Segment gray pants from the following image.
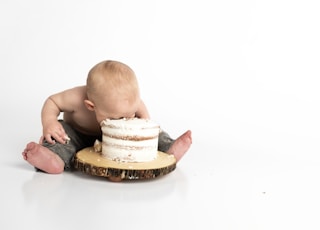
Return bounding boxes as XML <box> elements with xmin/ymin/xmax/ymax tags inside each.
<box><xmin>41</xmin><ymin>120</ymin><xmax>174</xmax><ymax>171</ymax></box>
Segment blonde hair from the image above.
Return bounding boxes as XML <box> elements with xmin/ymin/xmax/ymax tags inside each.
<box><xmin>86</xmin><ymin>60</ymin><xmax>140</xmax><ymax>105</ymax></box>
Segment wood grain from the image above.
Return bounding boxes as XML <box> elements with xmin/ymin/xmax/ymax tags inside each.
<box><xmin>74</xmin><ymin>147</ymin><xmax>176</xmax><ymax>181</ymax></box>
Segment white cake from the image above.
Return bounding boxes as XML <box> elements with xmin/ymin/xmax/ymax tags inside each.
<box><xmin>100</xmin><ymin>118</ymin><xmax>160</xmax><ymax>162</ymax></box>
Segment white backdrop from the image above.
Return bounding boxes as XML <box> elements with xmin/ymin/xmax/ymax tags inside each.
<box><xmin>1</xmin><ymin>1</ymin><xmax>320</xmax><ymax>229</ymax></box>
<box><xmin>2</xmin><ymin>0</ymin><xmax>319</xmax><ymax>154</ymax></box>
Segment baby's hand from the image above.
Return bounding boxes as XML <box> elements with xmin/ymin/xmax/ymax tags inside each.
<box><xmin>42</xmin><ymin>121</ymin><xmax>70</xmax><ymax>144</ymax></box>
<box><xmin>39</xmin><ymin>134</ymin><xmax>70</xmax><ymax>144</ymax></box>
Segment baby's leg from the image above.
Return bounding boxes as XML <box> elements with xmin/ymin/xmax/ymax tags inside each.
<box><xmin>22</xmin><ymin>142</ymin><xmax>65</xmax><ymax>174</ymax></box>
<box><xmin>167</xmin><ymin>130</ymin><xmax>192</xmax><ymax>162</ymax></box>
<box><xmin>158</xmin><ymin>130</ymin><xmax>192</xmax><ymax>162</ymax></box>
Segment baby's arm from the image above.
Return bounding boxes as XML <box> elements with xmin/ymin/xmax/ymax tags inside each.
<box><xmin>41</xmin><ymin>96</ymin><xmax>68</xmax><ymax>144</ymax></box>
<box><xmin>41</xmin><ymin>87</ymin><xmax>81</xmax><ymax>144</ymax></box>
<box><xmin>135</xmin><ymin>100</ymin><xmax>150</xmax><ymax>119</ymax></box>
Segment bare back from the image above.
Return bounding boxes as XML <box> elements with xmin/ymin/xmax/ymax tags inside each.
<box><xmin>54</xmin><ymin>86</ymin><xmax>102</xmax><ymax>135</ymax></box>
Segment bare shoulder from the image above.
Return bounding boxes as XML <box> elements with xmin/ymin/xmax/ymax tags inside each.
<box><xmin>49</xmin><ymin>85</ymin><xmax>87</xmax><ymax>112</ymax></box>
<box><xmin>67</xmin><ymin>86</ymin><xmax>87</xmax><ymax>98</ymax></box>
<box><xmin>51</xmin><ymin>86</ymin><xmax>86</xmax><ymax>99</ymax></box>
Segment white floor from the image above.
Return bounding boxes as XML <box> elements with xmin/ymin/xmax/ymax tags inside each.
<box><xmin>2</xmin><ymin>0</ymin><xmax>320</xmax><ymax>229</ymax></box>
<box><xmin>0</xmin><ymin>123</ymin><xmax>320</xmax><ymax>229</ymax></box>
<box><xmin>2</xmin><ymin>102</ymin><xmax>320</xmax><ymax>230</ymax></box>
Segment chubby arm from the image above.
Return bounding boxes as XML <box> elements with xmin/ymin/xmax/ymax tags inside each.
<box><xmin>40</xmin><ymin>97</ymin><xmax>65</xmax><ymax>144</ymax></box>
<box><xmin>40</xmin><ymin>86</ymin><xmax>84</xmax><ymax>144</ymax></box>
<box><xmin>135</xmin><ymin>100</ymin><xmax>151</xmax><ymax>119</ymax></box>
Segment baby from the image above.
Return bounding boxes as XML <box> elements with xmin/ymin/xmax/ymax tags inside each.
<box><xmin>22</xmin><ymin>60</ymin><xmax>192</xmax><ymax>174</ymax></box>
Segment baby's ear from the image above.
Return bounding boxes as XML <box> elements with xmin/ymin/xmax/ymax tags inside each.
<box><xmin>84</xmin><ymin>99</ymin><xmax>95</xmax><ymax>111</ymax></box>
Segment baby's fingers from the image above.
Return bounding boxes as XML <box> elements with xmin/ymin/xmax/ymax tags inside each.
<box><xmin>54</xmin><ymin>133</ymin><xmax>71</xmax><ymax>144</ymax></box>
<box><xmin>53</xmin><ymin>132</ymin><xmax>68</xmax><ymax>144</ymax></box>
<box><xmin>44</xmin><ymin>133</ymin><xmax>56</xmax><ymax>144</ymax></box>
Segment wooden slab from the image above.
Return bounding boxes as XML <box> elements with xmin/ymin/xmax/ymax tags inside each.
<box><xmin>74</xmin><ymin>147</ymin><xmax>176</xmax><ymax>181</ymax></box>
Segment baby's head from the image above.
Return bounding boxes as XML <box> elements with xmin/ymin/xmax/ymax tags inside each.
<box><xmin>85</xmin><ymin>60</ymin><xmax>140</xmax><ymax>123</ymax></box>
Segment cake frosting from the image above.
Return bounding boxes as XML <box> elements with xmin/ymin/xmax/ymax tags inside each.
<box><xmin>100</xmin><ymin>118</ymin><xmax>160</xmax><ymax>162</ymax></box>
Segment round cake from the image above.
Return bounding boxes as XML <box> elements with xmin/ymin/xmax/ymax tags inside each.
<box><xmin>100</xmin><ymin>118</ymin><xmax>160</xmax><ymax>162</ymax></box>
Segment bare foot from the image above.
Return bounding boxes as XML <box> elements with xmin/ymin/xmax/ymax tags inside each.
<box><xmin>22</xmin><ymin>142</ymin><xmax>65</xmax><ymax>174</ymax></box>
<box><xmin>167</xmin><ymin>130</ymin><xmax>192</xmax><ymax>162</ymax></box>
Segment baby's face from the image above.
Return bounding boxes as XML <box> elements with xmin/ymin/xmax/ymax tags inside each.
<box><xmin>94</xmin><ymin>98</ymin><xmax>139</xmax><ymax>124</ymax></box>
